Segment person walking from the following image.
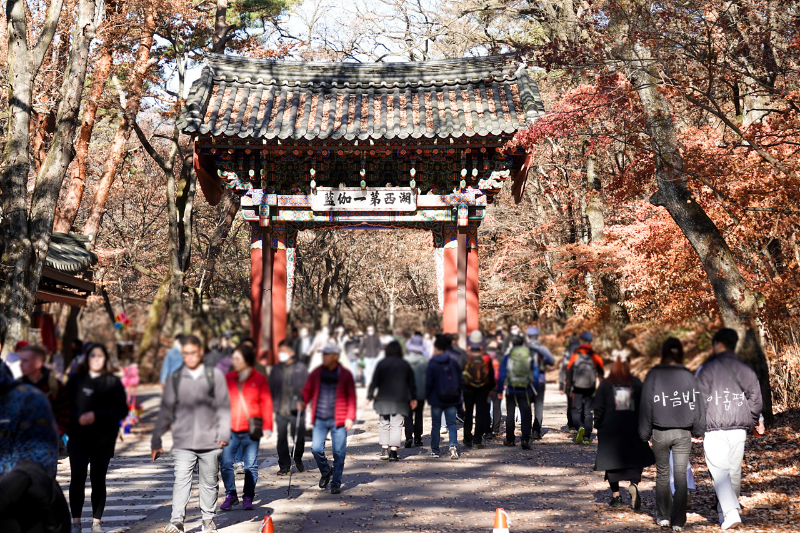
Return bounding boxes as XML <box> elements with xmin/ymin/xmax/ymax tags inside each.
<box><xmin>496</xmin><ymin>335</ymin><xmax>538</xmax><ymax>449</ymax></box>
<box><xmin>160</xmin><ymin>334</ymin><xmax>186</xmax><ymax>387</ymax></box>
<box><xmin>151</xmin><ymin>335</ymin><xmax>231</xmax><ymax>533</ymax></box>
<box><xmin>404</xmin><ymin>335</ymin><xmax>428</xmax><ymax>448</ymax></box>
<box><xmin>359</xmin><ymin>326</ymin><xmax>382</xmax><ymax>389</ymax></box>
<box><xmin>592</xmin><ymin>350</ymin><xmax>655</xmax><ymax>509</ymax></box>
<box><xmin>526</xmin><ymin>327</ymin><xmax>555</xmax><ymax>440</ymax></box>
<box><xmin>565</xmin><ymin>331</ymin><xmax>604</xmax><ymax>444</ymax></box>
<box><xmin>17</xmin><ymin>345</ymin><xmax>69</xmax><ymax>440</ymax></box>
<box><xmin>485</xmin><ymin>340</ymin><xmax>503</xmax><ymax>439</ymax></box>
<box><xmin>299</xmin><ymin>342</ymin><xmax>356</xmax><ymax>495</ymax></box>
<box><xmin>696</xmin><ymin>328</ymin><xmax>763</xmax><ymax>530</ymax></box>
<box><xmin>639</xmin><ymin>338</ymin><xmax>706</xmax><ymax>532</ymax></box>
<box><xmin>220</xmin><ymin>344</ymin><xmax>273</xmax><ymax>512</ymax></box>
<box><xmin>269</xmin><ymin>340</ymin><xmax>309</xmax><ymax>476</ymax></box>
<box><xmin>461</xmin><ymin>331</ymin><xmax>495</xmax><ymax>449</ymax></box>
<box><xmin>560</xmin><ymin>336</ymin><xmax>580</xmax><ymax>431</ymax></box>
<box><xmin>426</xmin><ymin>335</ymin><xmax>462</xmax><ymax>460</ymax></box>
<box><xmin>368</xmin><ymin>341</ymin><xmax>417</xmax><ymax>461</ymax></box>
<box><xmin>65</xmin><ymin>344</ymin><xmax>128</xmax><ymax>533</ymax></box>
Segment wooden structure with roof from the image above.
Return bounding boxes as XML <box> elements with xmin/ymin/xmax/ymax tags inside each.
<box><xmin>37</xmin><ymin>232</ymin><xmax>97</xmax><ymax>307</ymax></box>
<box><xmin>179</xmin><ymin>53</ymin><xmax>544</xmax><ymax>362</ymax></box>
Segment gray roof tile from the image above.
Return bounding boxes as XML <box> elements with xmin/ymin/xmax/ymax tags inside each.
<box><xmin>179</xmin><ymin>54</ymin><xmax>544</xmax><ymax>141</ymax></box>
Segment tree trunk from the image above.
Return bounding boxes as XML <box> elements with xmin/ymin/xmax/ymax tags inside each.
<box><xmin>83</xmin><ymin>9</ymin><xmax>155</xmax><ymax>239</ymax></box>
<box><xmin>136</xmin><ymin>275</ymin><xmax>170</xmax><ymax>382</ymax></box>
<box><xmin>0</xmin><ymin>0</ymin><xmax>92</xmax><ymax>351</ymax></box>
<box><xmin>53</xmin><ymin>45</ymin><xmax>113</xmax><ymax>233</ymax></box>
<box><xmin>612</xmin><ymin>28</ymin><xmax>773</xmax><ymax>422</ymax></box>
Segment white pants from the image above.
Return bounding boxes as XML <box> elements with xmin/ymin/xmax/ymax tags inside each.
<box><xmin>703</xmin><ymin>429</ymin><xmax>747</xmax><ymax>520</ymax></box>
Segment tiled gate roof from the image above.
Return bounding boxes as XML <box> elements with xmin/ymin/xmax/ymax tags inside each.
<box><xmin>179</xmin><ymin>54</ymin><xmax>544</xmax><ymax>141</ymax></box>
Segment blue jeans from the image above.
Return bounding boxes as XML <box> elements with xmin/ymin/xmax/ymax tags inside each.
<box><xmin>311</xmin><ymin>418</ymin><xmax>348</xmax><ymax>489</ymax></box>
<box><xmin>430</xmin><ymin>405</ymin><xmax>457</xmax><ymax>454</ymax></box>
<box><xmin>221</xmin><ymin>431</ymin><xmax>259</xmax><ymax>498</ymax></box>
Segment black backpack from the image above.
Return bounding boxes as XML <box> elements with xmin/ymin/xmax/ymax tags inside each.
<box><xmin>571</xmin><ymin>349</ymin><xmax>597</xmax><ymax>389</ymax></box>
<box><xmin>436</xmin><ymin>358</ymin><xmax>461</xmax><ymax>403</ymax></box>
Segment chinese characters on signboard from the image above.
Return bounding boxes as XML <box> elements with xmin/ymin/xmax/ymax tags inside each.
<box><xmin>310</xmin><ymin>187</ymin><xmax>417</xmax><ymax>212</ymax></box>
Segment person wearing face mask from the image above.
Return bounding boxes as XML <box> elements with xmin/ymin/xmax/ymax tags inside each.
<box><xmin>65</xmin><ymin>344</ymin><xmax>128</xmax><ymax>533</ymax></box>
<box><xmin>220</xmin><ymin>344</ymin><xmax>273</xmax><ymax>512</ymax></box>
<box><xmin>268</xmin><ymin>340</ymin><xmax>309</xmax><ymax>476</ymax></box>
<box><xmin>359</xmin><ymin>326</ymin><xmax>382</xmax><ymax>390</ymax></box>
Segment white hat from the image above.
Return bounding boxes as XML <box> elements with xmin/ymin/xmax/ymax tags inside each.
<box><xmin>322</xmin><ymin>342</ymin><xmax>340</xmax><ymax>355</ymax></box>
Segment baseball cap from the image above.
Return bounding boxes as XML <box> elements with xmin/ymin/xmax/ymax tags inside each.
<box><xmin>579</xmin><ymin>331</ymin><xmax>593</xmax><ymax>343</ymax></box>
<box><xmin>467</xmin><ymin>330</ymin><xmax>484</xmax><ymax>350</ymax></box>
<box><xmin>526</xmin><ymin>326</ymin><xmax>540</xmax><ymax>337</ymax></box>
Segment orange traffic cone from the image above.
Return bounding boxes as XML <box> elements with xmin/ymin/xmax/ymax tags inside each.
<box><xmin>492</xmin><ymin>508</ymin><xmax>510</xmax><ymax>533</ymax></box>
<box><xmin>259</xmin><ymin>516</ymin><xmax>275</xmax><ymax>533</ymax></box>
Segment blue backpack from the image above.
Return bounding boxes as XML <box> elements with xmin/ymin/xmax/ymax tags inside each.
<box><xmin>436</xmin><ymin>358</ymin><xmax>461</xmax><ymax>403</ymax></box>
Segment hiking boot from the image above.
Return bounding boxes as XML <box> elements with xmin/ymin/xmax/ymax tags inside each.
<box><xmin>414</xmin><ymin>438</ymin><xmax>424</xmax><ymax>447</ymax></box>
<box><xmin>220</xmin><ymin>493</ymin><xmax>239</xmax><ymax>511</ymax></box>
<box><xmin>163</xmin><ymin>522</ymin><xmax>184</xmax><ymax>533</ymax></box>
<box><xmin>380</xmin><ymin>447</ymin><xmax>390</xmax><ymax>460</ymax></box>
<box><xmin>608</xmin><ymin>495</ymin><xmax>624</xmax><ymax>508</ymax></box>
<box><xmin>294</xmin><ymin>459</ymin><xmax>305</xmax><ymax>473</ymax></box>
<box><xmin>575</xmin><ymin>427</ymin><xmax>585</xmax><ymax>444</ymax></box>
<box><xmin>91</xmin><ymin>523</ymin><xmax>103</xmax><ymax>533</ymax></box>
<box><xmin>521</xmin><ymin>439</ymin><xmax>531</xmax><ymax>450</ymax></box>
<box><xmin>70</xmin><ymin>524</ymin><xmax>82</xmax><ymax>533</ymax></box>
<box><xmin>331</xmin><ymin>486</ymin><xmax>342</xmax><ymax>495</ymax></box>
<box><xmin>202</xmin><ymin>520</ymin><xmax>217</xmax><ymax>533</ymax></box>
<box><xmin>319</xmin><ymin>471</ymin><xmax>332</xmax><ymax>489</ymax></box>
<box><xmin>429</xmin><ymin>451</ymin><xmax>440</xmax><ymax>458</ymax></box>
<box><xmin>449</xmin><ymin>446</ymin><xmax>459</xmax><ymax>460</ymax></box>
<box><xmin>389</xmin><ymin>449</ymin><xmax>399</xmax><ymax>462</ymax></box>
<box><xmin>234</xmin><ymin>462</ymin><xmax>245</xmax><ymax>475</ymax></box>
<box><xmin>276</xmin><ymin>468</ymin><xmax>290</xmax><ymax>476</ymax></box>
<box><xmin>503</xmin><ymin>439</ymin><xmax>516</xmax><ymax>447</ymax></box>
<box><xmin>628</xmin><ymin>484</ymin><xmax>641</xmax><ymax>510</ymax></box>
<box><xmin>242</xmin><ymin>496</ymin><xmax>253</xmax><ymax>511</ymax></box>
<box><xmin>531</xmin><ymin>430</ymin><xmax>542</xmax><ymax>440</ymax></box>
<box><xmin>405</xmin><ymin>438</ymin><xmax>413</xmax><ymax>448</ymax></box>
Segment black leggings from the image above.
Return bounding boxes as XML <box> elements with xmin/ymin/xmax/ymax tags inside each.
<box><xmin>608</xmin><ymin>481</ymin><xmax>637</xmax><ymax>492</ymax></box>
<box><xmin>68</xmin><ymin>442</ymin><xmax>113</xmax><ymax>520</ymax></box>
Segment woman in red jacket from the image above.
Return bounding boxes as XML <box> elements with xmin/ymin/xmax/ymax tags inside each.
<box><xmin>220</xmin><ymin>344</ymin><xmax>273</xmax><ymax>511</ymax></box>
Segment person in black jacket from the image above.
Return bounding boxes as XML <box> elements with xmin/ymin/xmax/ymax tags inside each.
<box><xmin>696</xmin><ymin>328</ymin><xmax>763</xmax><ymax>530</ymax></box>
<box><xmin>639</xmin><ymin>338</ymin><xmax>705</xmax><ymax>532</ymax></box>
<box><xmin>65</xmin><ymin>344</ymin><xmax>128</xmax><ymax>533</ymax></box>
<box><xmin>368</xmin><ymin>341</ymin><xmax>417</xmax><ymax>461</ymax></box>
<box><xmin>592</xmin><ymin>351</ymin><xmax>654</xmax><ymax>509</ymax></box>
<box><xmin>269</xmin><ymin>340</ymin><xmax>309</xmax><ymax>475</ymax></box>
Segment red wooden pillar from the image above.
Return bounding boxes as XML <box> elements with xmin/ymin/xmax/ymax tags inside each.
<box><xmin>466</xmin><ymin>237</ymin><xmax>479</xmax><ymax>333</ymax></box>
<box><xmin>442</xmin><ymin>245</ymin><xmax>458</xmax><ymax>335</ymax></box>
<box><xmin>250</xmin><ymin>244</ymin><xmax>263</xmax><ymax>348</ymax></box>
<box><xmin>271</xmin><ymin>247</ymin><xmax>288</xmax><ymax>363</ymax></box>
<box><xmin>260</xmin><ymin>230</ymin><xmax>273</xmax><ymax>366</ymax></box>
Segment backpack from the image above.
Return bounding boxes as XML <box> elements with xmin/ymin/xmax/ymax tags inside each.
<box><xmin>436</xmin><ymin>358</ymin><xmax>461</xmax><ymax>403</ymax></box>
<box><xmin>463</xmin><ymin>354</ymin><xmax>490</xmax><ymax>388</ymax></box>
<box><xmin>571</xmin><ymin>349</ymin><xmax>597</xmax><ymax>389</ymax></box>
<box><xmin>172</xmin><ymin>364</ymin><xmax>215</xmax><ymax>419</ymax></box>
<box><xmin>506</xmin><ymin>346</ymin><xmax>535</xmax><ymax>390</ymax></box>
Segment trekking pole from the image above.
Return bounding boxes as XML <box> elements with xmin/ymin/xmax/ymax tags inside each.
<box><xmin>287</xmin><ymin>407</ymin><xmax>303</xmax><ymax>499</ymax></box>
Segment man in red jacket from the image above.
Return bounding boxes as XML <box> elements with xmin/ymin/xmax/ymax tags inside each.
<box><xmin>298</xmin><ymin>342</ymin><xmax>356</xmax><ymax>495</ymax></box>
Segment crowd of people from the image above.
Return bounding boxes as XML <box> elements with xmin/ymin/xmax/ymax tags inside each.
<box><xmin>0</xmin><ymin>324</ymin><xmax>766</xmax><ymax>533</ymax></box>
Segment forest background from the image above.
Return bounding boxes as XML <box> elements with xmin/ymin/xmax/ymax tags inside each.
<box><xmin>0</xmin><ymin>0</ymin><xmax>798</xmax><ymax>413</ymax></box>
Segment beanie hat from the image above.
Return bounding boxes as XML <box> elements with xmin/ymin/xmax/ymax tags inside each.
<box><xmin>526</xmin><ymin>326</ymin><xmax>540</xmax><ymax>337</ymax></box>
<box><xmin>406</xmin><ymin>335</ymin><xmax>425</xmax><ymax>353</ymax></box>
<box><xmin>579</xmin><ymin>331</ymin><xmax>593</xmax><ymax>343</ymax></box>
<box><xmin>14</xmin><ymin>340</ymin><xmax>29</xmax><ymax>352</ymax></box>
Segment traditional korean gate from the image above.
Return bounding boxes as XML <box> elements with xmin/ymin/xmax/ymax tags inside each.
<box><xmin>179</xmin><ymin>53</ymin><xmax>545</xmax><ymax>363</ymax></box>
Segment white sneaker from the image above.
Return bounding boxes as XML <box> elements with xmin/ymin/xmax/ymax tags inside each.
<box><xmin>449</xmin><ymin>446</ymin><xmax>459</xmax><ymax>460</ymax></box>
<box><xmin>721</xmin><ymin>510</ymin><xmax>742</xmax><ymax>530</ymax></box>
<box><xmin>658</xmin><ymin>519</ymin><xmax>670</xmax><ymax>528</ymax></box>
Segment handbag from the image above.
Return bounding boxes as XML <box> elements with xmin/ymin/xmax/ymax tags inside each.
<box><xmin>237</xmin><ymin>381</ymin><xmax>264</xmax><ymax>440</ymax></box>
